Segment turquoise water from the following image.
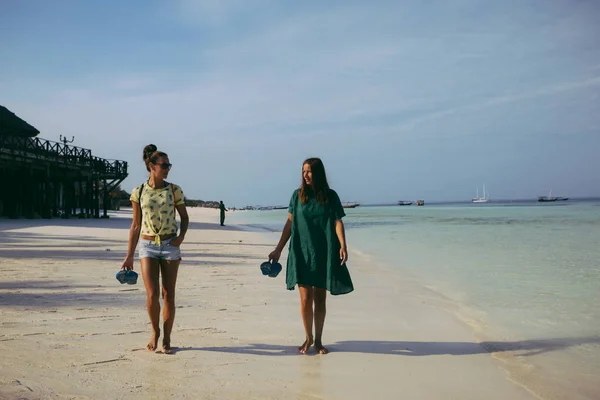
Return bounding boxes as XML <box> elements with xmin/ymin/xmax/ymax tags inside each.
<box><xmin>229</xmin><ymin>199</ymin><xmax>600</xmax><ymax>395</ymax></box>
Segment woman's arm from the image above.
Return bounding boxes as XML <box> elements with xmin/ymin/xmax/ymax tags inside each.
<box><xmin>170</xmin><ymin>204</ymin><xmax>189</xmax><ymax>247</ymax></box>
<box><xmin>268</xmin><ymin>213</ymin><xmax>292</xmax><ymax>263</ymax></box>
<box><xmin>335</xmin><ymin>219</ymin><xmax>348</xmax><ymax>264</ymax></box>
<box><xmin>122</xmin><ymin>202</ymin><xmax>142</xmax><ymax>270</ymax></box>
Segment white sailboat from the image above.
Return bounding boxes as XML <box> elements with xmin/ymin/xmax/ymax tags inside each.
<box><xmin>472</xmin><ymin>185</ymin><xmax>489</xmax><ymax>203</ymax></box>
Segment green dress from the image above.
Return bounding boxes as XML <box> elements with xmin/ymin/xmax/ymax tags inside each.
<box><xmin>286</xmin><ymin>188</ymin><xmax>354</xmax><ymax>295</ymax></box>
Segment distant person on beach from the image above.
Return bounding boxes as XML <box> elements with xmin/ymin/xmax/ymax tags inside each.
<box><xmin>121</xmin><ymin>144</ymin><xmax>189</xmax><ymax>354</ymax></box>
<box><xmin>219</xmin><ymin>200</ymin><xmax>228</xmax><ymax>226</ymax></box>
<box><xmin>268</xmin><ymin>157</ymin><xmax>354</xmax><ymax>354</ymax></box>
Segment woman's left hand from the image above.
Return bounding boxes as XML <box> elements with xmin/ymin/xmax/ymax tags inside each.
<box><xmin>340</xmin><ymin>247</ymin><xmax>348</xmax><ymax>265</ymax></box>
<box><xmin>169</xmin><ymin>235</ymin><xmax>184</xmax><ymax>247</ymax></box>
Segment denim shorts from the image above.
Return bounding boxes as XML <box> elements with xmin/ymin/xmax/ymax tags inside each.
<box><xmin>138</xmin><ymin>237</ymin><xmax>181</xmax><ymax>261</ymax></box>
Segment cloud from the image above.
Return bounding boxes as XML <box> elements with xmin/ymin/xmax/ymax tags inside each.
<box><xmin>173</xmin><ymin>0</ymin><xmax>272</xmax><ymax>26</ymax></box>
<box><xmin>2</xmin><ymin>1</ymin><xmax>600</xmax><ymax>201</ymax></box>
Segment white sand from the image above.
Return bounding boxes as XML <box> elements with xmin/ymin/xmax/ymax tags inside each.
<box><xmin>0</xmin><ymin>208</ymin><xmax>540</xmax><ymax>400</ymax></box>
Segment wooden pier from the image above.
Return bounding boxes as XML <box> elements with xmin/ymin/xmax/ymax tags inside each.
<box><xmin>0</xmin><ymin>106</ymin><xmax>128</xmax><ymax>219</ymax></box>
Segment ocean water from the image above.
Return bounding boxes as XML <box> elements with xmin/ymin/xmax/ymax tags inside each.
<box><xmin>228</xmin><ymin>199</ymin><xmax>600</xmax><ymax>397</ymax></box>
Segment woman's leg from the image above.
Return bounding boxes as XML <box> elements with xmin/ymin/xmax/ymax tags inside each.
<box><xmin>313</xmin><ymin>288</ymin><xmax>328</xmax><ymax>354</ymax></box>
<box><xmin>298</xmin><ymin>285</ymin><xmax>314</xmax><ymax>353</ymax></box>
<box><xmin>141</xmin><ymin>257</ymin><xmax>161</xmax><ymax>351</ymax></box>
<box><xmin>159</xmin><ymin>259</ymin><xmax>180</xmax><ymax>354</ymax></box>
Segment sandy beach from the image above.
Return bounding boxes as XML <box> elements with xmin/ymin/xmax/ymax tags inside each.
<box><xmin>0</xmin><ymin>208</ymin><xmax>540</xmax><ymax>400</ymax></box>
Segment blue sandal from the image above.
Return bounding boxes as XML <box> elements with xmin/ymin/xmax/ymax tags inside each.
<box><xmin>260</xmin><ymin>261</ymin><xmax>282</xmax><ymax>278</ymax></box>
<box><xmin>116</xmin><ymin>270</ymin><xmax>138</xmax><ymax>285</ymax></box>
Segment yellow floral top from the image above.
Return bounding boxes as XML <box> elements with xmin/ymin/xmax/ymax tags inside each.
<box><xmin>130</xmin><ymin>182</ymin><xmax>185</xmax><ymax>242</ymax></box>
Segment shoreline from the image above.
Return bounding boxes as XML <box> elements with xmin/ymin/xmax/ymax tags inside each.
<box><xmin>1</xmin><ymin>208</ymin><xmax>543</xmax><ymax>399</ymax></box>
<box><xmin>340</xmin><ymin>232</ymin><xmax>599</xmax><ymax>400</ymax></box>
<box><xmin>229</xmin><ymin>209</ymin><xmax>600</xmax><ymax>400</ymax></box>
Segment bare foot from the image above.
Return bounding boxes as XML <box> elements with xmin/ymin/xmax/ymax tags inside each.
<box><xmin>162</xmin><ymin>338</ymin><xmax>173</xmax><ymax>354</ymax></box>
<box><xmin>315</xmin><ymin>340</ymin><xmax>329</xmax><ymax>354</ymax></box>
<box><xmin>298</xmin><ymin>337</ymin><xmax>313</xmax><ymax>354</ymax></box>
<box><xmin>147</xmin><ymin>329</ymin><xmax>160</xmax><ymax>352</ymax></box>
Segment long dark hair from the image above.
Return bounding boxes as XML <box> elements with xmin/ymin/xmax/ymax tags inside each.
<box><xmin>142</xmin><ymin>144</ymin><xmax>168</xmax><ymax>172</ymax></box>
<box><xmin>299</xmin><ymin>157</ymin><xmax>330</xmax><ymax>205</ymax></box>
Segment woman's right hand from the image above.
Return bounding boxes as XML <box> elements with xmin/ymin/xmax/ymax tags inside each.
<box><xmin>121</xmin><ymin>255</ymin><xmax>134</xmax><ymax>271</ymax></box>
<box><xmin>268</xmin><ymin>248</ymin><xmax>282</xmax><ymax>263</ymax></box>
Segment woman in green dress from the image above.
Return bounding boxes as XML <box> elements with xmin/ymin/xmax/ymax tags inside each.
<box><xmin>269</xmin><ymin>158</ymin><xmax>354</xmax><ymax>354</ymax></box>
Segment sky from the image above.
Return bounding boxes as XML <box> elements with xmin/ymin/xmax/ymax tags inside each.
<box><xmin>1</xmin><ymin>0</ymin><xmax>599</xmax><ymax>206</ymax></box>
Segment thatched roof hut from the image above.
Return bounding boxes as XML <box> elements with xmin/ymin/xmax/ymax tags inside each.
<box><xmin>0</xmin><ymin>105</ymin><xmax>40</xmax><ymax>137</ymax></box>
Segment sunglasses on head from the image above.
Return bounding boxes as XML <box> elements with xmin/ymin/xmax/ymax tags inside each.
<box><xmin>155</xmin><ymin>163</ymin><xmax>172</xmax><ymax>170</ymax></box>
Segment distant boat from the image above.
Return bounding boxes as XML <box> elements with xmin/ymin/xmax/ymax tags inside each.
<box><xmin>257</xmin><ymin>205</ymin><xmax>290</xmax><ymax>211</ymax></box>
<box><xmin>416</xmin><ymin>200</ymin><xmax>425</xmax><ymax>206</ymax></box>
<box><xmin>472</xmin><ymin>185</ymin><xmax>490</xmax><ymax>203</ymax></box>
<box><xmin>538</xmin><ymin>191</ymin><xmax>568</xmax><ymax>202</ymax></box>
<box><xmin>397</xmin><ymin>201</ymin><xmax>413</xmax><ymax>206</ymax></box>
<box><xmin>342</xmin><ymin>202</ymin><xmax>360</xmax><ymax>208</ymax></box>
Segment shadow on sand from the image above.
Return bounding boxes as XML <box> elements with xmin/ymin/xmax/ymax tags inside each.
<box><xmin>0</xmin><ymin>287</ymin><xmax>142</xmax><ymax>308</ymax></box>
<box><xmin>176</xmin><ymin>336</ymin><xmax>600</xmax><ymax>357</ymax></box>
<box><xmin>0</xmin><ymin>280</ymin><xmax>103</xmax><ymax>290</ymax></box>
<box><xmin>0</xmin><ymin>230</ymin><xmax>269</xmax><ymax>264</ymax></box>
<box><xmin>0</xmin><ymin>215</ymin><xmax>247</xmax><ymax>233</ymax></box>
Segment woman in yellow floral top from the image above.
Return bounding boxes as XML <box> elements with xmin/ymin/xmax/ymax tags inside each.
<box><xmin>121</xmin><ymin>144</ymin><xmax>189</xmax><ymax>354</ymax></box>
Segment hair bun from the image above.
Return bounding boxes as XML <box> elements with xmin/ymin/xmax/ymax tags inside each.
<box><xmin>143</xmin><ymin>144</ymin><xmax>158</xmax><ymax>161</ymax></box>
